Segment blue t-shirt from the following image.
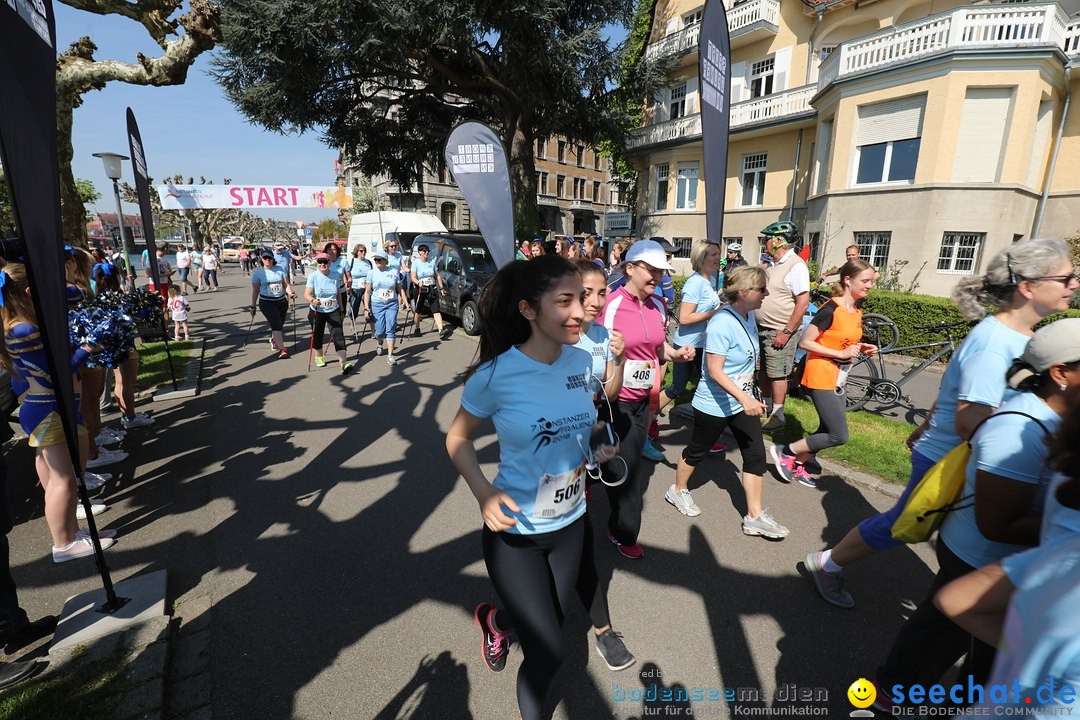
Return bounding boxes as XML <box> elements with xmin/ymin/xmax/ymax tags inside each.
<box><xmin>349</xmin><ymin>258</ymin><xmax>373</xmax><ymax>289</ymax></box>
<box><xmin>575</xmin><ymin>323</ymin><xmax>613</xmax><ymax>380</ymax></box>
<box><xmin>991</xmin><ymin>536</ymin><xmax>1080</xmax><ymax>711</ymax></box>
<box><xmin>330</xmin><ymin>258</ymin><xmax>350</xmax><ymax>290</ymax></box>
<box><xmin>412</xmin><ymin>258</ymin><xmax>438</xmax><ymax>286</ymax></box>
<box><xmin>461</xmin><ymin>346</ymin><xmax>595</xmax><ymax>535</ymax></box>
<box><xmin>914</xmin><ymin>316</ymin><xmax>1031</xmax><ymax>462</ymax></box>
<box><xmin>273</xmin><ymin>249</ymin><xmax>292</xmax><ymax>268</ymax></box>
<box><xmin>306</xmin><ymin>271</ymin><xmax>341</xmax><ymax>313</ymax></box>
<box><xmin>1040</xmin><ymin>473</ymin><xmax>1080</xmax><ymax>546</ymax></box>
<box><xmin>366</xmin><ymin>267</ymin><xmax>400</xmax><ymax>305</ymax></box>
<box><xmin>692</xmin><ymin>307</ymin><xmax>758</xmax><ymax>418</ymax></box>
<box><xmin>252</xmin><ymin>266</ymin><xmax>289</xmax><ymax>300</ymax></box>
<box><xmin>672</xmin><ymin>273</ymin><xmax>720</xmax><ymax>349</ymax></box>
<box><xmin>386</xmin><ymin>252</ymin><xmax>405</xmax><ymax>274</ymax></box>
<box><xmin>939</xmin><ymin>392</ymin><xmax>1060</xmax><ymax>569</ymax></box>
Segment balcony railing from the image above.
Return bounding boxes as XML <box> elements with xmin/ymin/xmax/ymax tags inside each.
<box><xmin>627</xmin><ymin>84</ymin><xmax>817</xmax><ymax>152</ymax></box>
<box><xmin>730</xmin><ymin>85</ymin><xmax>816</xmax><ymax>127</ymax></box>
<box><xmin>644</xmin><ymin>24</ymin><xmax>701</xmax><ymax>62</ymax></box>
<box><xmin>819</xmin><ymin>3</ymin><xmax>1076</xmax><ymax>90</ymax></box>
<box><xmin>643</xmin><ymin>0</ymin><xmax>780</xmax><ymax>62</ymax></box>
<box><xmin>570</xmin><ymin>199</ymin><xmax>593</xmax><ymax>210</ymax></box>
<box><xmin>728</xmin><ymin>0</ymin><xmax>780</xmax><ymax>37</ymax></box>
<box><xmin>537</xmin><ymin>193</ymin><xmax>559</xmax><ymax>206</ymax></box>
<box><xmin>627</xmin><ymin>114</ymin><xmax>702</xmax><ymax>151</ymax></box>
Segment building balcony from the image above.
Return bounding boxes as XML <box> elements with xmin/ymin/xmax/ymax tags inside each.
<box><xmin>730</xmin><ymin>84</ymin><xmax>816</xmax><ymax>128</ymax></box>
<box><xmin>642</xmin><ymin>0</ymin><xmax>779</xmax><ymax>62</ymax></box>
<box><xmin>727</xmin><ymin>0</ymin><xmax>781</xmax><ymax>50</ymax></box>
<box><xmin>819</xmin><ymin>3</ymin><xmax>1080</xmax><ymax>91</ymax></box>
<box><xmin>626</xmin><ymin>84</ymin><xmax>816</xmax><ymax>153</ymax></box>
<box><xmin>570</xmin><ymin>199</ymin><xmax>593</xmax><ymax>210</ymax></box>
<box><xmin>537</xmin><ymin>193</ymin><xmax>560</xmax><ymax>207</ymax></box>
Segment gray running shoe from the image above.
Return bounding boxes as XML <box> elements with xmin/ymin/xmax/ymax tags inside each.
<box><xmin>595</xmin><ymin>629</ymin><xmax>635</xmax><ymax>671</ymax></box>
<box><xmin>804</xmin><ymin>551</ymin><xmax>854</xmax><ymax>608</ymax></box>
<box><xmin>387</xmin><ymin>355</ymin><xmax>399</xmax><ymax>366</ymax></box>
<box><xmin>664</xmin><ymin>484</ymin><xmax>701</xmax><ymax>517</ymax></box>
<box><xmin>742</xmin><ymin>509</ymin><xmax>789</xmax><ymax>539</ymax></box>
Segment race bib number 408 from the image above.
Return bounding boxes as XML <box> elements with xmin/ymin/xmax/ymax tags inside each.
<box><xmin>623</xmin><ymin>359</ymin><xmax>657</xmax><ymax>390</ymax></box>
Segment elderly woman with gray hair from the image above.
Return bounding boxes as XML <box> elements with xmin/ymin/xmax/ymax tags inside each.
<box><xmin>802</xmin><ymin>237</ymin><xmax>1078</xmax><ymax>611</ymax></box>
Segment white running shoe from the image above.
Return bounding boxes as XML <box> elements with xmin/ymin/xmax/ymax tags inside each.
<box><xmin>387</xmin><ymin>355</ymin><xmax>399</xmax><ymax>366</ymax></box>
<box><xmin>121</xmin><ymin>413</ymin><xmax>154</xmax><ymax>429</ymax></box>
<box><xmin>75</xmin><ymin>502</ymin><xmax>108</xmax><ymax>520</ymax></box>
<box><xmin>664</xmin><ymin>484</ymin><xmax>701</xmax><ymax>517</ymax></box>
<box><xmin>53</xmin><ymin>535</ymin><xmax>115</xmax><ymax>563</ymax></box>
<box><xmin>86</xmin><ymin>447</ymin><xmax>128</xmax><ymax>469</ymax></box>
<box><xmin>94</xmin><ymin>429</ymin><xmax>124</xmax><ymax>446</ymax></box>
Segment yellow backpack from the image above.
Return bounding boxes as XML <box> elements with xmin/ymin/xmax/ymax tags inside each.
<box><xmin>890</xmin><ymin>411</ymin><xmax>1049</xmax><ymax>544</ymax></box>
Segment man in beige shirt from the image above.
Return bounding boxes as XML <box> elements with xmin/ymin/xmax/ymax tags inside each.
<box><xmin>755</xmin><ymin>223</ymin><xmax>811</xmax><ymax>430</ymax></box>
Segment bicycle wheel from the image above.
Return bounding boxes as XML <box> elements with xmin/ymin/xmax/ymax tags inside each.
<box><xmin>862</xmin><ymin>313</ymin><xmax>899</xmax><ymax>352</ymax></box>
<box><xmin>844</xmin><ymin>355</ymin><xmax>882</xmax><ymax>412</ymax></box>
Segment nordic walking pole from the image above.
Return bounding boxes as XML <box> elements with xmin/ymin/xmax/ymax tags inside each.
<box><xmin>242</xmin><ymin>307</ymin><xmax>256</xmax><ymax>348</ymax></box>
<box><xmin>306</xmin><ymin>307</ymin><xmax>316</xmax><ymax>372</ymax></box>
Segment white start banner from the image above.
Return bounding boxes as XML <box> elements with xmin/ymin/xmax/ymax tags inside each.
<box><xmin>158</xmin><ymin>184</ymin><xmax>353</xmax><ymax>210</ymax></box>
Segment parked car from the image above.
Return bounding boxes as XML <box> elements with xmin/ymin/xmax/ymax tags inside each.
<box><xmin>412</xmin><ymin>233</ymin><xmax>496</xmax><ymax>336</ymax></box>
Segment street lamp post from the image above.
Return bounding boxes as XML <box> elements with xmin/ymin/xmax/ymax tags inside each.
<box><xmin>92</xmin><ymin>152</ymin><xmax>134</xmax><ymax>290</ymax></box>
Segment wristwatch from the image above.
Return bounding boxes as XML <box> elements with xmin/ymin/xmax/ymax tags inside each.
<box><xmin>780</xmin><ymin>327</ymin><xmax>794</xmax><ymax>335</ymax></box>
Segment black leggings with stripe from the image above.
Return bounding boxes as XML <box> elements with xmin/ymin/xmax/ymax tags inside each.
<box><xmin>483</xmin><ymin>515</ymin><xmax>606</xmax><ymax>720</ymax></box>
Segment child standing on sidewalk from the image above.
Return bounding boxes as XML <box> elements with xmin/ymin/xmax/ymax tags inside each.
<box><xmin>168</xmin><ymin>286</ymin><xmax>191</xmax><ymax>340</ymax></box>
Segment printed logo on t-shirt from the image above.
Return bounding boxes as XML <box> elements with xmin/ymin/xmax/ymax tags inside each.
<box><xmin>565</xmin><ymin>372</ymin><xmax>588</xmax><ymax>391</ymax></box>
<box><xmin>530</xmin><ymin>412</ymin><xmax>593</xmax><ymax>452</ymax></box>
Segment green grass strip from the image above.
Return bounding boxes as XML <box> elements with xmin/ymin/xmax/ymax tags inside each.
<box><xmin>0</xmin><ymin>646</ymin><xmax>131</xmax><ymax>720</ymax></box>
<box><xmin>136</xmin><ymin>340</ymin><xmax>196</xmax><ymax>392</ymax></box>
<box><xmin>663</xmin><ymin>367</ymin><xmax>914</xmax><ymax>485</ymax></box>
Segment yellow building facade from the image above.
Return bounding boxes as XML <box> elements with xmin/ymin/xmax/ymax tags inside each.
<box><xmin>629</xmin><ymin>0</ymin><xmax>1080</xmax><ymax>295</ymax></box>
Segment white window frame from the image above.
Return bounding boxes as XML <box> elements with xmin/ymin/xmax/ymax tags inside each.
<box><xmin>675</xmin><ymin>162</ymin><xmax>699</xmax><ymax>210</ymax></box>
<box><xmin>682</xmin><ymin>9</ymin><xmax>702</xmax><ymax>27</ymax></box>
<box><xmin>655</xmin><ymin>163</ymin><xmax>670</xmax><ymax>212</ymax></box>
<box><xmin>853</xmin><ymin>231</ymin><xmax>892</xmax><ymax>270</ymax></box>
<box><xmin>672</xmin><ymin>237</ymin><xmax>693</xmax><ymax>259</ymax></box>
<box><xmin>536</xmin><ymin>171</ymin><xmax>549</xmax><ymax>195</ymax></box>
<box><xmin>740</xmin><ymin>153</ymin><xmax>767</xmax><ymax>208</ymax></box>
<box><xmin>854</xmin><ymin>139</ymin><xmax>920</xmax><ymax>186</ymax></box>
<box><xmin>749</xmin><ymin>57</ymin><xmax>774</xmax><ymax>99</ymax></box>
<box><xmin>669</xmin><ymin>83</ymin><xmax>688</xmax><ymax>120</ymax></box>
<box><xmin>556</xmin><ymin>174</ymin><xmax>566</xmax><ymax>198</ymax></box>
<box><xmin>938</xmin><ymin>232</ymin><xmax>984</xmax><ymax>275</ymax></box>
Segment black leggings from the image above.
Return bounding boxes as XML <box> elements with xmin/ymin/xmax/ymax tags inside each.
<box><xmin>259</xmin><ymin>297</ymin><xmax>288</xmax><ymax>332</ymax></box>
<box><xmin>602</xmin><ymin>399</ymin><xmax>650</xmax><ymax>545</ymax></box>
<box><xmin>308</xmin><ymin>309</ymin><xmax>346</xmax><ymax>352</ymax></box>
<box><xmin>483</xmin><ymin>517</ymin><xmax>585</xmax><ymax>720</ymax></box>
<box><xmin>348</xmin><ymin>288</ymin><xmax>367</xmax><ymax>320</ymax></box>
<box><xmin>682</xmin><ymin>407</ymin><xmax>767</xmax><ymax>475</ymax></box>
<box><xmin>805</xmin><ymin>388</ymin><xmax>849</xmax><ymax>453</ymax></box>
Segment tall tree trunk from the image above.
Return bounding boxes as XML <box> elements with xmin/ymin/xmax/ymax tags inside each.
<box><xmin>506</xmin><ymin>116</ymin><xmax>539</xmax><ymax>243</ymax></box>
<box><xmin>56</xmin><ymin>96</ymin><xmax>88</xmax><ymax>245</ymax></box>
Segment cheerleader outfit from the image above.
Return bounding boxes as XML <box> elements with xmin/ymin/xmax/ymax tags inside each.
<box><xmin>6</xmin><ymin>323</ymin><xmax>89</xmax><ymax>447</ymax></box>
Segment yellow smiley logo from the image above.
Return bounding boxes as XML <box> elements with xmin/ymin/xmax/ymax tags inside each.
<box><xmin>848</xmin><ymin>678</ymin><xmax>876</xmax><ymax>709</ymax></box>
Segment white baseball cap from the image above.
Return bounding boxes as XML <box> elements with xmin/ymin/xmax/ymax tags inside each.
<box><xmin>624</xmin><ymin>240</ymin><xmax>674</xmax><ymax>271</ymax></box>
<box><xmin>1007</xmin><ymin>318</ymin><xmax>1080</xmax><ymax>388</ymax></box>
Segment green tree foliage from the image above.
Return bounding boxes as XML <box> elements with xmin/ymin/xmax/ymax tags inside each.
<box><xmin>55</xmin><ymin>0</ymin><xmax>221</xmax><ymax>243</ymax></box>
<box><xmin>212</xmin><ymin>0</ymin><xmax>668</xmax><ymax>241</ymax></box>
<box><xmin>313</xmin><ymin>219</ymin><xmax>345</xmax><ymax>241</ymax></box>
<box><xmin>75</xmin><ymin>178</ymin><xmax>101</xmax><ymax>218</ymax></box>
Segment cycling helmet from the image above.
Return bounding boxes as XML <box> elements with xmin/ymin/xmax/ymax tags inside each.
<box><xmin>760</xmin><ymin>220</ymin><xmax>800</xmax><ymax>240</ymax></box>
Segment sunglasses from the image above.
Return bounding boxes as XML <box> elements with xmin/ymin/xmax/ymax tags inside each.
<box><xmin>317</xmin><ymin>260</ymin><xmax>330</xmax><ymax>265</ymax></box>
<box><xmin>1027</xmin><ymin>273</ymin><xmax>1079</xmax><ymax>285</ymax></box>
<box><xmin>752</xmin><ymin>286</ymin><xmax>767</xmax><ymax>292</ymax></box>
<box><xmin>633</xmin><ymin>262</ymin><xmax>664</xmax><ymax>276</ymax></box>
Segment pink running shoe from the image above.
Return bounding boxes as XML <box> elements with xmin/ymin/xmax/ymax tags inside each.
<box><xmin>769</xmin><ymin>444</ymin><xmax>796</xmax><ymax>483</ymax></box>
<box><xmin>474</xmin><ymin>603</ymin><xmax>509</xmax><ymax>672</ymax></box>
<box><xmin>793</xmin><ymin>464</ymin><xmax>817</xmax><ymax>489</ymax></box>
<box><xmin>709</xmin><ymin>441</ymin><xmax>727</xmax><ymax>453</ymax></box>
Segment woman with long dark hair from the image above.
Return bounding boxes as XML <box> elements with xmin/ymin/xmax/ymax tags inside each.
<box><xmin>445</xmin><ymin>256</ymin><xmax>619</xmax><ymax>720</ymax></box>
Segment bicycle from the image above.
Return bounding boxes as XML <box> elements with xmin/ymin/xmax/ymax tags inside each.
<box><xmin>843</xmin><ymin>319</ymin><xmax>967</xmax><ymax>412</ymax></box>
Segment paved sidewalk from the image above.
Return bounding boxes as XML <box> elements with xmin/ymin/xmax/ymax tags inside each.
<box><xmin>4</xmin><ymin>269</ymin><xmax>940</xmax><ymax>719</ymax></box>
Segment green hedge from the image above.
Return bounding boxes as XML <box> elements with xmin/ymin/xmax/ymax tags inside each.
<box><xmin>670</xmin><ymin>279</ymin><xmax>1080</xmax><ymax>359</ymax></box>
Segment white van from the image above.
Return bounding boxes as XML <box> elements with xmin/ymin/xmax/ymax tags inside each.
<box><xmin>347</xmin><ymin>212</ymin><xmax>448</xmax><ymax>257</ymax></box>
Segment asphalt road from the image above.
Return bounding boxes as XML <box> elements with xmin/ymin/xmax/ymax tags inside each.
<box><xmin>6</xmin><ymin>267</ymin><xmax>944</xmax><ymax>719</ymax></box>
